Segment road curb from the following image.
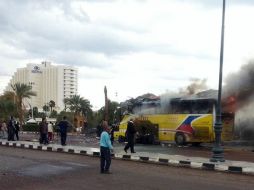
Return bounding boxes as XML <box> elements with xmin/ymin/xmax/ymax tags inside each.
<box><xmin>1</xmin><ymin>141</ymin><xmax>254</xmax><ymax>176</ymax></box>
<box><xmin>19</xmin><ymin>131</ymin><xmax>81</xmax><ymax>136</ymax></box>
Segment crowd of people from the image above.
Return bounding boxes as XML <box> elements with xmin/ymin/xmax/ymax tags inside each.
<box><xmin>1</xmin><ymin>115</ymin><xmax>138</xmax><ymax>175</ymax></box>
<box><xmin>0</xmin><ymin>116</ymin><xmax>20</xmax><ymax>141</ymax></box>
<box><xmin>39</xmin><ymin>116</ymin><xmax>72</xmax><ymax>146</ymax></box>
<box><xmin>0</xmin><ymin>115</ymin><xmax>73</xmax><ymax>146</ymax></box>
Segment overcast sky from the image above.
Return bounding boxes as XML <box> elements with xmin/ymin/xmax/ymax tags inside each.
<box><xmin>0</xmin><ymin>0</ymin><xmax>254</xmax><ymax>110</ymax></box>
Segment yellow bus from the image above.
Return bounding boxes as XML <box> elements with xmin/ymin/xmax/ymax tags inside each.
<box><xmin>114</xmin><ymin>98</ymin><xmax>234</xmax><ymax>145</ymax></box>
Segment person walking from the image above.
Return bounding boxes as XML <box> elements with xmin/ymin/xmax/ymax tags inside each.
<box><xmin>58</xmin><ymin>116</ymin><xmax>71</xmax><ymax>146</ymax></box>
<box><xmin>39</xmin><ymin>117</ymin><xmax>48</xmax><ymax>145</ymax></box>
<box><xmin>14</xmin><ymin>121</ymin><xmax>20</xmax><ymax>141</ymax></box>
<box><xmin>124</xmin><ymin>118</ymin><xmax>136</xmax><ymax>153</ymax></box>
<box><xmin>96</xmin><ymin>121</ymin><xmax>103</xmax><ymax>138</ymax></box>
<box><xmin>7</xmin><ymin>116</ymin><xmax>15</xmax><ymax>141</ymax></box>
<box><xmin>100</xmin><ymin>121</ymin><xmax>113</xmax><ymax>174</ymax></box>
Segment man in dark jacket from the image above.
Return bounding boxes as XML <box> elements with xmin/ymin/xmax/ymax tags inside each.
<box><xmin>58</xmin><ymin>116</ymin><xmax>71</xmax><ymax>146</ymax></box>
<box><xmin>7</xmin><ymin>116</ymin><xmax>15</xmax><ymax>141</ymax></box>
<box><xmin>39</xmin><ymin>117</ymin><xmax>48</xmax><ymax>145</ymax></box>
<box><xmin>14</xmin><ymin>121</ymin><xmax>20</xmax><ymax>141</ymax></box>
<box><xmin>124</xmin><ymin>119</ymin><xmax>136</xmax><ymax>153</ymax></box>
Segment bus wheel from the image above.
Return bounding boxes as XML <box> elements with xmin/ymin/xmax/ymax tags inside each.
<box><xmin>175</xmin><ymin>133</ymin><xmax>186</xmax><ymax>146</ymax></box>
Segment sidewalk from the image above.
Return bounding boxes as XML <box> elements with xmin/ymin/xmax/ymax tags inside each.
<box><xmin>0</xmin><ymin>139</ymin><xmax>254</xmax><ymax>176</ymax></box>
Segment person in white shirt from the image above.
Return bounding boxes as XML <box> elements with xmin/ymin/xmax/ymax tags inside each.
<box><xmin>47</xmin><ymin>122</ymin><xmax>54</xmax><ymax>142</ymax></box>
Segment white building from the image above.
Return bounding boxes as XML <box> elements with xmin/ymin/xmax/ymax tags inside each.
<box><xmin>5</xmin><ymin>61</ymin><xmax>78</xmax><ymax>112</ymax></box>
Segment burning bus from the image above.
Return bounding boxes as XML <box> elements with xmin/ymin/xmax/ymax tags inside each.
<box><xmin>114</xmin><ymin>96</ymin><xmax>234</xmax><ymax>145</ymax></box>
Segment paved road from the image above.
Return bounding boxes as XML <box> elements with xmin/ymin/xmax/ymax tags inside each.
<box><xmin>17</xmin><ymin>133</ymin><xmax>254</xmax><ymax>162</ymax></box>
<box><xmin>0</xmin><ymin>146</ymin><xmax>253</xmax><ymax>190</ymax></box>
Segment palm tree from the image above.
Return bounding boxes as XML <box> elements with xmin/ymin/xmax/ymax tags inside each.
<box><xmin>11</xmin><ymin>83</ymin><xmax>36</xmax><ymax>124</ymax></box>
<box><xmin>68</xmin><ymin>95</ymin><xmax>83</xmax><ymax>114</ymax></box>
<box><xmin>80</xmin><ymin>99</ymin><xmax>92</xmax><ymax>116</ymax></box>
<box><xmin>64</xmin><ymin>95</ymin><xmax>92</xmax><ymax>128</ymax></box>
<box><xmin>63</xmin><ymin>97</ymin><xmax>70</xmax><ymax>111</ymax></box>
<box><xmin>63</xmin><ymin>95</ymin><xmax>82</xmax><ymax>129</ymax></box>
<box><xmin>2</xmin><ymin>91</ymin><xmax>16</xmax><ymax>102</ymax></box>
<box><xmin>48</xmin><ymin>100</ymin><xmax>56</xmax><ymax>112</ymax></box>
<box><xmin>43</xmin><ymin>104</ymin><xmax>50</xmax><ymax>112</ymax></box>
<box><xmin>0</xmin><ymin>91</ymin><xmax>17</xmax><ymax>119</ymax></box>
<box><xmin>67</xmin><ymin>95</ymin><xmax>92</xmax><ymax>116</ymax></box>
<box><xmin>0</xmin><ymin>93</ymin><xmax>16</xmax><ymax>119</ymax></box>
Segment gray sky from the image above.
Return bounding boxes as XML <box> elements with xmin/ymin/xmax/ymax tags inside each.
<box><xmin>0</xmin><ymin>0</ymin><xmax>254</xmax><ymax>109</ymax></box>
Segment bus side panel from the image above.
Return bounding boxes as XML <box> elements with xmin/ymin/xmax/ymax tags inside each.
<box><xmin>162</xmin><ymin>114</ymin><xmax>214</xmax><ymax>143</ymax></box>
<box><xmin>158</xmin><ymin>114</ymin><xmax>194</xmax><ymax>142</ymax></box>
<box><xmin>191</xmin><ymin>114</ymin><xmax>214</xmax><ymax>142</ymax></box>
<box><xmin>147</xmin><ymin>115</ymin><xmax>174</xmax><ymax>141</ymax></box>
<box><xmin>115</xmin><ymin>114</ymin><xmax>216</xmax><ymax>144</ymax></box>
<box><xmin>114</xmin><ymin>115</ymin><xmax>130</xmax><ymax>139</ymax></box>
<box><xmin>146</xmin><ymin>114</ymin><xmax>214</xmax><ymax>143</ymax></box>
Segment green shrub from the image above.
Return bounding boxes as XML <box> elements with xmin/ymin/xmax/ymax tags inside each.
<box><xmin>22</xmin><ymin>123</ymin><xmax>39</xmax><ymax>132</ymax></box>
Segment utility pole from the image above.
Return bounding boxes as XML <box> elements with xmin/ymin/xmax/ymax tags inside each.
<box><xmin>104</xmin><ymin>86</ymin><xmax>109</xmax><ymax>123</ymax></box>
<box><xmin>29</xmin><ymin>82</ymin><xmax>34</xmax><ymax>119</ymax></box>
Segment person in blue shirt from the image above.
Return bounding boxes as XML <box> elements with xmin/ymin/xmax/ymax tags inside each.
<box><xmin>58</xmin><ymin>116</ymin><xmax>72</xmax><ymax>146</ymax></box>
<box><xmin>100</xmin><ymin>121</ymin><xmax>113</xmax><ymax>174</ymax></box>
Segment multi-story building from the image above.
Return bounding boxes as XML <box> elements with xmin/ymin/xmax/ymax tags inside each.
<box><xmin>5</xmin><ymin>61</ymin><xmax>78</xmax><ymax>112</ymax></box>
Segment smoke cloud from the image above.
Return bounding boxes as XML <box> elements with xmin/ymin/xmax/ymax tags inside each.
<box><xmin>131</xmin><ymin>78</ymin><xmax>208</xmax><ymax>115</ymax></box>
<box><xmin>179</xmin><ymin>78</ymin><xmax>208</xmax><ymax>95</ymax></box>
<box><xmin>223</xmin><ymin>60</ymin><xmax>254</xmax><ymax>140</ymax></box>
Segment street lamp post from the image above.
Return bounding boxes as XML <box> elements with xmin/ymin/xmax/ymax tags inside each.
<box><xmin>210</xmin><ymin>0</ymin><xmax>226</xmax><ymax>162</ymax></box>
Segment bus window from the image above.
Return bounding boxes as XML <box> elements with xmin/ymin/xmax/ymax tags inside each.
<box><xmin>170</xmin><ymin>98</ymin><xmax>215</xmax><ymax>114</ymax></box>
<box><xmin>192</xmin><ymin>100</ymin><xmax>213</xmax><ymax>114</ymax></box>
<box><xmin>181</xmin><ymin>102</ymin><xmax>192</xmax><ymax>114</ymax></box>
<box><xmin>170</xmin><ymin>100</ymin><xmax>192</xmax><ymax>114</ymax></box>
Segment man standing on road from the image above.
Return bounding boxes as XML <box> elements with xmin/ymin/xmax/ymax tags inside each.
<box><xmin>39</xmin><ymin>117</ymin><xmax>48</xmax><ymax>145</ymax></box>
<box><xmin>124</xmin><ymin>118</ymin><xmax>136</xmax><ymax>153</ymax></box>
<box><xmin>7</xmin><ymin>116</ymin><xmax>15</xmax><ymax>141</ymax></box>
<box><xmin>58</xmin><ymin>116</ymin><xmax>71</xmax><ymax>146</ymax></box>
<box><xmin>14</xmin><ymin>121</ymin><xmax>20</xmax><ymax>141</ymax></box>
<box><xmin>100</xmin><ymin>121</ymin><xmax>113</xmax><ymax>174</ymax></box>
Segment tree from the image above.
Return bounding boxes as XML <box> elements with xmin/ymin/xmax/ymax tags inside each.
<box><xmin>80</xmin><ymin>99</ymin><xmax>92</xmax><ymax>117</ymax></box>
<box><xmin>96</xmin><ymin>100</ymin><xmax>120</xmax><ymax>125</ymax></box>
<box><xmin>64</xmin><ymin>95</ymin><xmax>92</xmax><ymax>115</ymax></box>
<box><xmin>63</xmin><ymin>95</ymin><xmax>93</xmax><ymax>128</ymax></box>
<box><xmin>33</xmin><ymin>107</ymin><xmax>39</xmax><ymax>117</ymax></box>
<box><xmin>0</xmin><ymin>95</ymin><xmax>16</xmax><ymax>120</ymax></box>
<box><xmin>48</xmin><ymin>100</ymin><xmax>56</xmax><ymax>112</ymax></box>
<box><xmin>43</xmin><ymin>104</ymin><xmax>50</xmax><ymax>112</ymax></box>
<box><xmin>68</xmin><ymin>95</ymin><xmax>83</xmax><ymax>114</ymax></box>
<box><xmin>11</xmin><ymin>83</ymin><xmax>36</xmax><ymax>124</ymax></box>
<box><xmin>50</xmin><ymin>110</ymin><xmax>58</xmax><ymax>118</ymax></box>
<box><xmin>63</xmin><ymin>98</ymin><xmax>70</xmax><ymax>111</ymax></box>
